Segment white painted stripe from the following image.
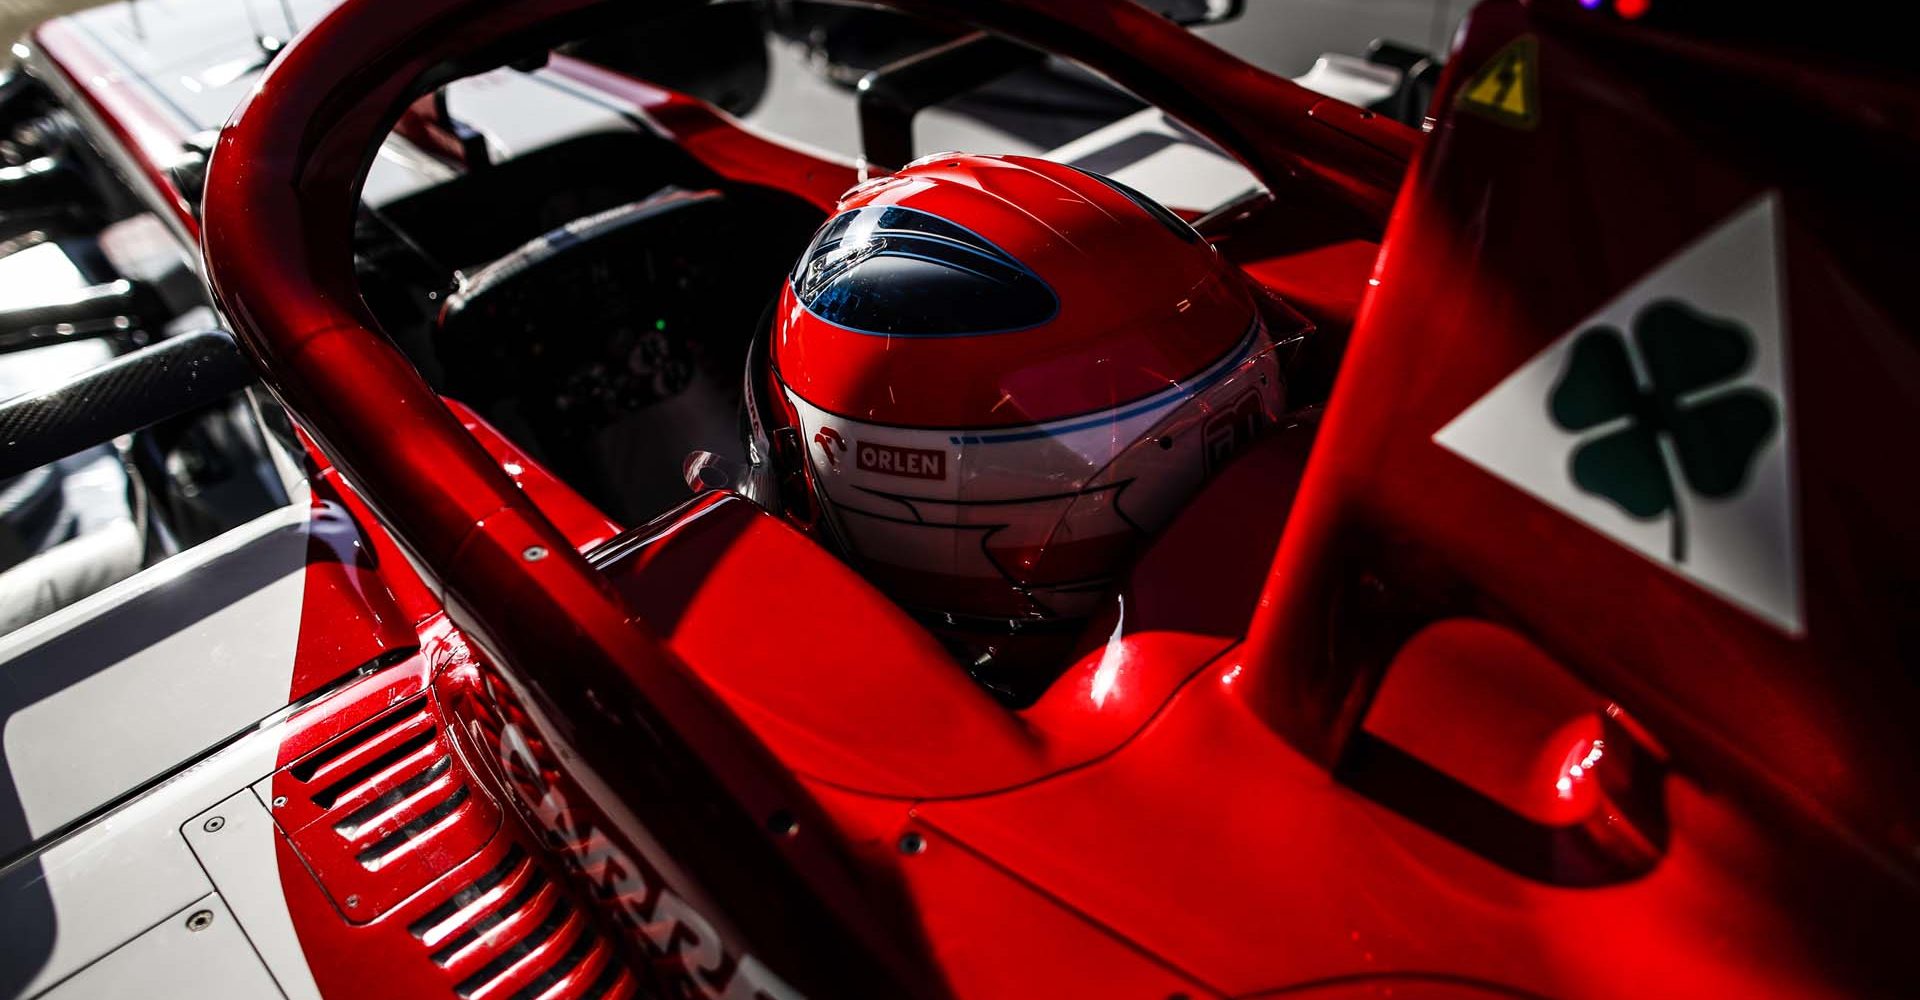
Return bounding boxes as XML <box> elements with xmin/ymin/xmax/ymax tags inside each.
<box><xmin>35</xmin><ymin>893</ymin><xmax>285</xmax><ymax>999</ymax></box>
<box><xmin>0</xmin><ymin>728</ymin><xmax>285</xmax><ymax>999</ymax></box>
<box><xmin>0</xmin><ymin>504</ymin><xmax>308</xmax><ymax>844</ymax></box>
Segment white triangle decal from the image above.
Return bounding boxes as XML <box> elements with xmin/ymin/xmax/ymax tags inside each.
<box><xmin>1434</xmin><ymin>194</ymin><xmax>1800</xmax><ymax>634</ymax></box>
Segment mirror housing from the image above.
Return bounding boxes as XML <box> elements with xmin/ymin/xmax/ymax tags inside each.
<box><xmin>1144</xmin><ymin>0</ymin><xmax>1245</xmax><ymax>26</ymax></box>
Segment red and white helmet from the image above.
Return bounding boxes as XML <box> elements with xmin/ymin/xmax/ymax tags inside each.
<box><xmin>748</xmin><ymin>153</ymin><xmax>1289</xmax><ymax>637</ymax></box>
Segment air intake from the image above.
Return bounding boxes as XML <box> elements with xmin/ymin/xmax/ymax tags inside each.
<box><xmin>269</xmin><ymin>697</ymin><xmax>502</xmax><ymax>922</ymax></box>
<box><xmin>407</xmin><ymin>844</ymin><xmax>638</xmax><ymax>1000</ymax></box>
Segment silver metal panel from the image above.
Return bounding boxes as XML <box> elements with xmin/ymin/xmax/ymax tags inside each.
<box><xmin>183</xmin><ymin>791</ymin><xmax>323</xmax><ymax>1000</ymax></box>
<box><xmin>33</xmin><ymin>893</ymin><xmax>285</xmax><ymax>1000</ymax></box>
<box><xmin>0</xmin><ymin>732</ymin><xmax>281</xmax><ymax>999</ymax></box>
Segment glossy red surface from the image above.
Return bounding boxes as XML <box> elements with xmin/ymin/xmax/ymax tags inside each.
<box><xmin>1236</xmin><ymin>239</ymin><xmax>1382</xmax><ymax>346</ymax></box>
<box><xmin>31</xmin><ymin>19</ymin><xmax>199</xmax><ymax>236</ymax></box>
<box><xmin>305</xmin><ymin>415</ymin><xmax>595</xmax><ymax>636</ymax></box>
<box><xmin>1246</xmin><ymin>0</ymin><xmax>1920</xmax><ymax>886</ymax></box>
<box><xmin>600</xmin><ymin>422</ymin><xmax>1310</xmax><ymax>803</ymax></box>
<box><xmin>444</xmin><ymin>399</ymin><xmax>622</xmax><ymax>553</ymax></box>
<box><xmin>1225</xmin><ymin>0</ymin><xmax>1919</xmax><ymax>988</ymax></box>
<box><xmin>879</xmin><ymin>820</ymin><xmax>1216</xmax><ymax>998</ymax></box>
<box><xmin>178</xmin><ymin>0</ymin><xmax>1915</xmax><ymax>994</ymax></box>
<box><xmin>268</xmin><ymin>636</ymin><xmax>642</xmax><ymax>1000</ymax></box>
<box><xmin>289</xmin><ymin>489</ymin><xmax>420</xmax><ymax>699</ymax></box>
<box><xmin>774</xmin><ymin>153</ymin><xmax>1260</xmax><ymax>428</ymax></box>
<box><xmin>920</xmin><ymin>661</ymin><xmax>1879</xmax><ymax>997</ymax></box>
<box><xmin>204</xmin><ymin>2</ymin><xmax>934</xmax><ymax>988</ymax></box>
<box><xmin>278</xmin><ymin>695</ymin><xmax>504</xmax><ymax>922</ymax></box>
<box><xmin>271</xmin><ymin>641</ymin><xmax>436</xmax><ymax>768</ymax></box>
<box><xmin>601</xmin><ymin>494</ymin><xmax>1035</xmax><ymax>799</ymax></box>
<box><xmin>311</xmin><ymin>466</ymin><xmax>445</xmax><ymax>629</ymax></box>
<box><xmin>201</xmin><ymin>0</ymin><xmax>1408</xmax><ymax>991</ymax></box>
<box><xmin>1362</xmin><ymin>619</ymin><xmax>1618</xmax><ymax>830</ymax></box>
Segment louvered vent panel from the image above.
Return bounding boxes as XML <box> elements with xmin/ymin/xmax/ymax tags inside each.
<box><xmin>406</xmin><ymin>844</ymin><xmax>638</xmax><ymax>1000</ymax></box>
<box><xmin>269</xmin><ymin>697</ymin><xmax>503</xmax><ymax>922</ymax></box>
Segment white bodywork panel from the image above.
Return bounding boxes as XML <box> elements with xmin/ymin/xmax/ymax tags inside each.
<box><xmin>0</xmin><ymin>721</ymin><xmax>313</xmax><ymax>999</ymax></box>
<box><xmin>448</xmin><ymin>67</ymin><xmax>636</xmax><ymax>162</ymax></box>
<box><xmin>1294</xmin><ymin>52</ymin><xmax>1404</xmax><ymax>108</ymax></box>
<box><xmin>36</xmin><ymin>0</ymin><xmax>1322</xmax><ymax>223</ymax></box>
<box><xmin>0</xmin><ymin>506</ymin><xmax>316</xmax><ymax>998</ymax></box>
<box><xmin>35</xmin><ymin>894</ymin><xmax>284</xmax><ymax>1000</ymax></box>
<box><xmin>0</xmin><ymin>504</ymin><xmax>308</xmax><ymax>848</ymax></box>
<box><xmin>1043</xmin><ymin>108</ymin><xmax>1260</xmax><ymax>215</ymax></box>
<box><xmin>184</xmin><ymin>791</ymin><xmax>325</xmax><ymax>1000</ymax></box>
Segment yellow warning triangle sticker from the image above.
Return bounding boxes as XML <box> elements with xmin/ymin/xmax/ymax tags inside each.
<box><xmin>1456</xmin><ymin>36</ymin><xmax>1539</xmax><ymax>128</ymax></box>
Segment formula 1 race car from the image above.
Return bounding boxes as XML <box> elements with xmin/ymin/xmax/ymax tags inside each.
<box><xmin>0</xmin><ymin>1</ymin><xmax>1915</xmax><ymax>998</ymax></box>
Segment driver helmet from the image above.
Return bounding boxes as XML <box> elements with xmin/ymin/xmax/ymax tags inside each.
<box><xmin>747</xmin><ymin>153</ymin><xmax>1290</xmax><ymax>645</ymax></box>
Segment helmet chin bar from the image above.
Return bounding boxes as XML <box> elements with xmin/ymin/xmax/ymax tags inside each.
<box><xmin>737</xmin><ymin>294</ymin><xmax>1106</xmax><ymax>703</ymax></box>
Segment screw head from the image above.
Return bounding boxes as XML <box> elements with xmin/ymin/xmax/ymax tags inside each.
<box><xmin>898</xmin><ymin>832</ymin><xmax>927</xmax><ymax>856</ymax></box>
<box><xmin>345</xmin><ymin>895</ymin><xmax>360</xmax><ymax>909</ymax></box>
<box><xmin>201</xmin><ymin>816</ymin><xmax>225</xmax><ymax>833</ymax></box>
<box><xmin>272</xmin><ymin>796</ymin><xmax>287</xmax><ymax>809</ymax></box>
<box><xmin>766</xmin><ymin>810</ymin><xmax>799</xmax><ymax>838</ymax></box>
<box><xmin>185</xmin><ymin>909</ymin><xmax>215</xmax><ymax>932</ymax></box>
<box><xmin>522</xmin><ymin>545</ymin><xmax>549</xmax><ymax>562</ymax></box>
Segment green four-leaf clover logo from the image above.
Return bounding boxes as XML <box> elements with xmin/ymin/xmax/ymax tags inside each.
<box><xmin>1549</xmin><ymin>298</ymin><xmax>1778</xmax><ymax>563</ymax></box>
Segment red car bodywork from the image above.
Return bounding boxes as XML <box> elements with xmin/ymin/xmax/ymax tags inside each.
<box><xmin>23</xmin><ymin>0</ymin><xmax>1917</xmax><ymax>996</ymax></box>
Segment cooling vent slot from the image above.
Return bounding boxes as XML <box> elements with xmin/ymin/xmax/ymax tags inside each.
<box><xmin>406</xmin><ymin>844</ymin><xmax>638</xmax><ymax>1000</ymax></box>
<box><xmin>264</xmin><ymin>697</ymin><xmax>503</xmax><ymax>922</ymax></box>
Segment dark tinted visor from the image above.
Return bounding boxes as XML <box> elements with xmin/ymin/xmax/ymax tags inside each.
<box><xmin>792</xmin><ymin>206</ymin><xmax>1058</xmax><ymax>336</ymax></box>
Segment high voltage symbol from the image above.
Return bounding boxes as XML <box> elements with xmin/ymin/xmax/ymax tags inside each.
<box><xmin>1457</xmin><ymin>36</ymin><xmax>1539</xmax><ymax>129</ymax></box>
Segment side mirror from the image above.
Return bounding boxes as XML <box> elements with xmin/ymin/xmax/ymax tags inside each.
<box><xmin>1339</xmin><ymin>618</ymin><xmax>1671</xmax><ymax>887</ymax></box>
<box><xmin>1141</xmin><ymin>0</ymin><xmax>1246</xmax><ymax>26</ymax></box>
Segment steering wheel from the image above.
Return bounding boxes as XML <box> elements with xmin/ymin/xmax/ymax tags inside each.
<box><xmin>201</xmin><ymin>0</ymin><xmax>1412</xmax><ymax>990</ymax></box>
